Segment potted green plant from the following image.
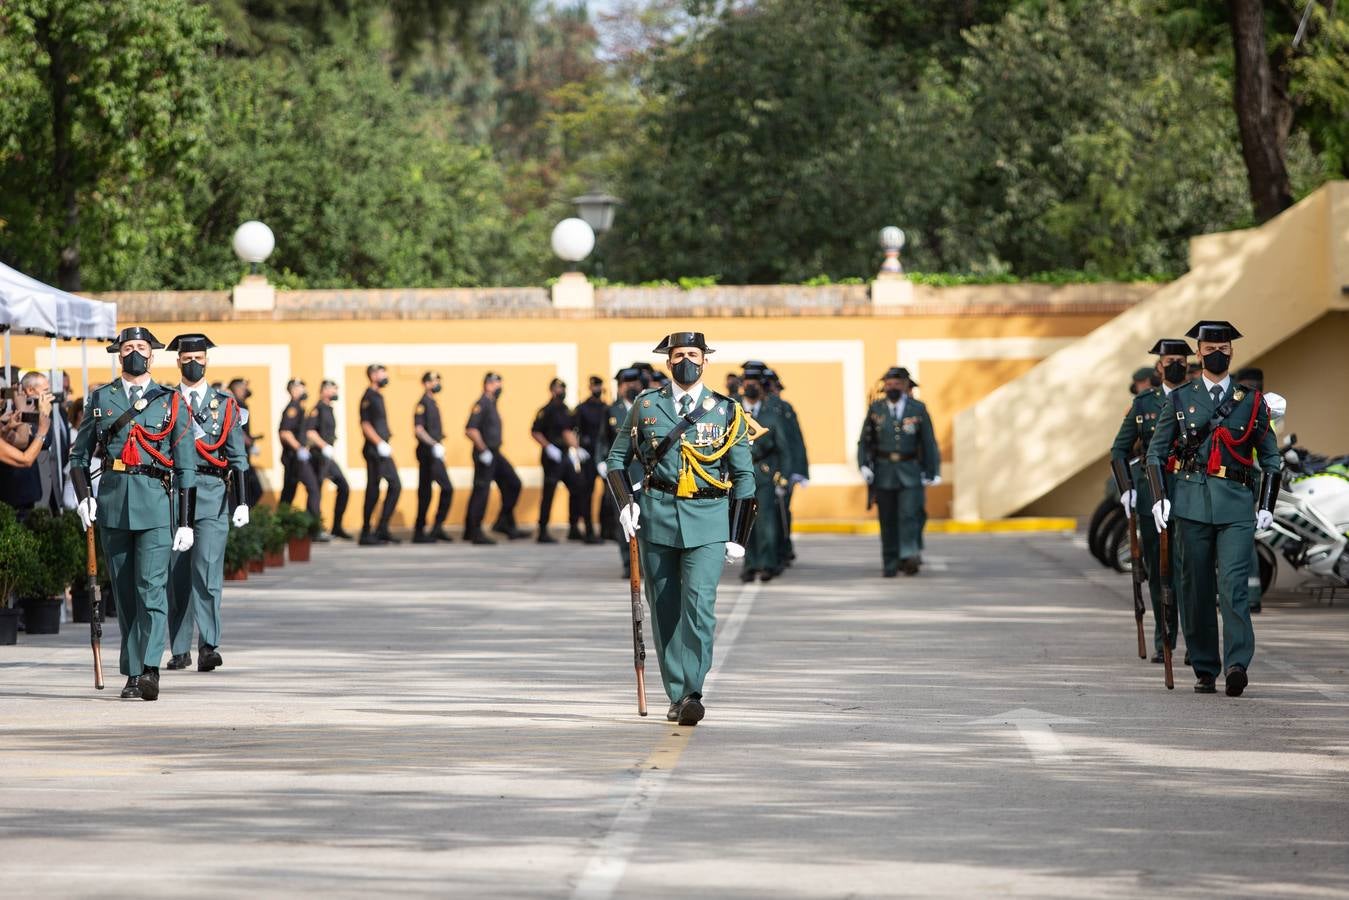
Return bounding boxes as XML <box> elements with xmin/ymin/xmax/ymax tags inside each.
<box><xmin>255</xmin><ymin>505</ymin><xmax>288</xmax><ymax>567</ymax></box>
<box><xmin>19</xmin><ymin>509</ymin><xmax>79</xmax><ymax>635</ymax></box>
<box><xmin>0</xmin><ymin>508</ymin><xmax>40</xmax><ymax>644</ymax></box>
<box><xmin>225</xmin><ymin>518</ymin><xmax>260</xmax><ymax>581</ymax></box>
<box><xmin>276</xmin><ymin>504</ymin><xmax>316</xmax><ymax>562</ymax></box>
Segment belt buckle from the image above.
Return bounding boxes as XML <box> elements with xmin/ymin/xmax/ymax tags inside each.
<box><xmin>111</xmin><ymin>459</ymin><xmax>126</xmax><ymax>472</ymax></box>
<box><xmin>889</xmin><ymin>452</ymin><xmax>901</xmax><ymax>462</ymax></box>
<box><xmin>1215</xmin><ymin>465</ymin><xmax>1227</xmax><ymax>479</ymax></box>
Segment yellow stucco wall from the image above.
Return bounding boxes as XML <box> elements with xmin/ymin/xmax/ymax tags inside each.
<box><xmin>14</xmin><ymin>304</ymin><xmax>1124</xmax><ymax>529</ymax></box>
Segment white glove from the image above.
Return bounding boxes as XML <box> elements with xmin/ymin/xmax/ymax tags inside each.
<box><xmin>790</xmin><ymin>474</ymin><xmax>809</xmax><ymax>488</ymax></box>
<box><xmin>860</xmin><ymin>465</ymin><xmax>875</xmax><ymax>486</ymax></box>
<box><xmin>431</xmin><ymin>443</ymin><xmax>445</xmax><ymax>460</ymax></box>
<box><xmin>77</xmin><ymin>497</ymin><xmax>98</xmax><ymax>530</ymax></box>
<box><xmin>478</xmin><ymin>449</ymin><xmax>494</xmax><ymax>465</ymax></box>
<box><xmin>922</xmin><ymin>474</ymin><xmax>943</xmax><ymax>487</ymax></box>
<box><xmin>1256</xmin><ymin>509</ymin><xmax>1274</xmax><ymax>530</ymax></box>
<box><xmin>618</xmin><ymin>502</ymin><xmax>641</xmax><ymax>541</ymax></box>
<box><xmin>597</xmin><ymin>460</ymin><xmax>608</xmax><ymax>478</ymax></box>
<box><xmin>1119</xmin><ymin>488</ymin><xmax>1136</xmax><ymax>515</ymax></box>
<box><xmin>579</xmin><ymin>448</ymin><xmax>592</xmax><ymax>463</ymax></box>
<box><xmin>377</xmin><ymin>442</ymin><xmax>392</xmax><ymax>458</ymax></box>
<box><xmin>774</xmin><ymin>484</ymin><xmax>787</xmax><ymax>498</ymax></box>
<box><xmin>232</xmin><ymin>505</ymin><xmax>250</xmax><ymax>528</ymax></box>
<box><xmin>297</xmin><ymin>447</ymin><xmax>311</xmax><ymax>463</ymax></box>
<box><xmin>724</xmin><ymin>541</ymin><xmax>746</xmax><ymax>563</ymax></box>
<box><xmin>1263</xmin><ymin>391</ymin><xmax>1286</xmax><ymax>420</ymax></box>
<box><xmin>249</xmin><ymin>445</ymin><xmax>261</xmax><ymax>458</ymax></box>
<box><xmin>172</xmin><ymin>527</ymin><xmax>195</xmax><ymax>552</ymax></box>
<box><xmin>545</xmin><ymin>444</ymin><xmax>563</xmax><ymax>463</ymax></box>
<box><xmin>1152</xmin><ymin>498</ymin><xmax>1171</xmax><ymax>532</ymax></box>
<box><xmin>321</xmin><ymin>445</ymin><xmax>334</xmax><ymax>459</ymax></box>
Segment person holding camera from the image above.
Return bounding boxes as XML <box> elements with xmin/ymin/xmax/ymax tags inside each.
<box><xmin>0</xmin><ymin>384</ymin><xmax>54</xmax><ymax>514</ymax></box>
<box><xmin>69</xmin><ymin>326</ymin><xmax>197</xmax><ymax>702</ymax></box>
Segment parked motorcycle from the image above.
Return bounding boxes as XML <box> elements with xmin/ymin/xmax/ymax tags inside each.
<box><xmin>1257</xmin><ymin>434</ymin><xmax>1349</xmax><ymax>597</ymax></box>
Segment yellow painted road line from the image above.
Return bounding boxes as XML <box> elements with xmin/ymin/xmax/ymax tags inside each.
<box><xmin>794</xmin><ymin>517</ymin><xmax>1077</xmax><ymax>535</ymax></box>
<box><xmin>572</xmin><ymin>582</ymin><xmax>761</xmax><ymax>900</ymax></box>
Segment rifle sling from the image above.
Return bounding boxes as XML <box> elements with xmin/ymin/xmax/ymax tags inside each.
<box><xmin>1177</xmin><ymin>389</ymin><xmax>1243</xmax><ymax>462</ymax></box>
<box><xmin>96</xmin><ymin>385</ymin><xmax>173</xmax><ymax>456</ymax></box>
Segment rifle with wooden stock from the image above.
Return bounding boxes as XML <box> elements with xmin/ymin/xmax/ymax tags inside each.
<box><xmin>607</xmin><ymin>461</ymin><xmax>647</xmax><ymax>717</ymax></box>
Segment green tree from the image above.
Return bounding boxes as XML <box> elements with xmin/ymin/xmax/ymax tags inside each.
<box><xmin>0</xmin><ymin>0</ymin><xmax>218</xmax><ymax>290</ymax></box>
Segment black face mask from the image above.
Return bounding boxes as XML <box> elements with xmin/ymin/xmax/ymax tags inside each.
<box><xmin>244</xmin><ymin>388</ymin><xmax>253</xmax><ymax>400</ymax></box>
<box><xmin>671</xmin><ymin>359</ymin><xmax>702</xmax><ymax>386</ymax></box>
<box><xmin>885</xmin><ymin>388</ymin><xmax>904</xmax><ymax>402</ymax></box>
<box><xmin>297</xmin><ymin>392</ymin><xmax>308</xmax><ymax>403</ymax></box>
<box><xmin>431</xmin><ymin>384</ymin><xmax>442</xmax><ymax>394</ymax></box>
<box><xmin>1202</xmin><ymin>350</ymin><xmax>1230</xmax><ymax>376</ymax></box>
<box><xmin>180</xmin><ymin>360</ymin><xmax>206</xmax><ymax>383</ymax></box>
<box><xmin>376</xmin><ymin>376</ymin><xmax>390</xmax><ymax>388</ymax></box>
<box><xmin>121</xmin><ymin>351</ymin><xmax>149</xmax><ymax>377</ymax></box>
<box><xmin>329</xmin><ymin>394</ymin><xmax>339</xmax><ymax>403</ymax></box>
<box><xmin>493</xmin><ymin>387</ymin><xmax>503</xmax><ymax>400</ymax></box>
<box><xmin>624</xmin><ymin>386</ymin><xmax>640</xmax><ymax>402</ymax></box>
<box><xmin>1163</xmin><ymin>360</ymin><xmax>1188</xmax><ymax>384</ymax></box>
<box><xmin>590</xmin><ymin>387</ymin><xmax>602</xmax><ymax>399</ymax></box>
<box><xmin>743</xmin><ymin>384</ymin><xmax>762</xmax><ymax>401</ymax></box>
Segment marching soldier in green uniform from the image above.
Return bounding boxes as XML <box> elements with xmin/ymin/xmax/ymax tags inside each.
<box><xmin>597</xmin><ymin>366</ymin><xmax>643</xmax><ymax>578</ymax></box>
<box><xmin>165</xmin><ymin>334</ymin><xmax>250</xmax><ymax>672</ymax></box>
<box><xmin>763</xmin><ymin>367</ymin><xmax>809</xmax><ymax>566</ymax></box>
<box><xmin>857</xmin><ymin>367</ymin><xmax>940</xmax><ymax>576</ymax></box>
<box><xmin>1146</xmin><ymin>321</ymin><xmax>1279</xmax><ymax>697</ymax></box>
<box><xmin>1109</xmin><ymin>338</ymin><xmax>1191</xmax><ymax>663</ymax></box>
<box><xmin>70</xmin><ymin>327</ymin><xmax>198</xmax><ymax>701</ymax></box>
<box><xmin>606</xmin><ymin>333</ymin><xmax>756</xmax><ymax>726</ymax></box>
<box><xmin>739</xmin><ymin>365</ymin><xmax>784</xmax><ymax>582</ymax></box>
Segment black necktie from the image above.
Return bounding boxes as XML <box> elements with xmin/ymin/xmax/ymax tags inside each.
<box><xmin>1211</xmin><ymin>385</ymin><xmax>1223</xmax><ymax>405</ymax></box>
<box><xmin>128</xmin><ymin>385</ymin><xmax>141</xmax><ymax>406</ymax></box>
<box><xmin>679</xmin><ymin>395</ymin><xmax>692</xmax><ymax>417</ymax></box>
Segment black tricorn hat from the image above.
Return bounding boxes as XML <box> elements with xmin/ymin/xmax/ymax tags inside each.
<box><xmin>882</xmin><ymin>366</ymin><xmax>918</xmax><ymax>386</ymax></box>
<box><xmin>106</xmin><ymin>326</ymin><xmax>164</xmax><ymax>353</ymax></box>
<box><xmin>1148</xmin><ymin>338</ymin><xmax>1193</xmax><ymax>357</ymax></box>
<box><xmin>741</xmin><ymin>359</ymin><xmax>768</xmax><ymax>370</ymax></box>
<box><xmin>653</xmin><ymin>332</ymin><xmax>713</xmax><ymax>354</ymax></box>
<box><xmin>166</xmin><ymin>333</ymin><xmax>215</xmax><ymax>353</ymax></box>
<box><xmin>616</xmin><ymin>367</ymin><xmax>641</xmax><ymax>382</ymax></box>
<box><xmin>1186</xmin><ymin>320</ymin><xmax>1242</xmax><ymax>343</ymax></box>
<box><xmin>742</xmin><ymin>365</ymin><xmax>767</xmax><ymax>379</ymax></box>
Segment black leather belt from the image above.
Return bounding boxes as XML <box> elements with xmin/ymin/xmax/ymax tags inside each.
<box><xmin>646</xmin><ymin>478</ymin><xmax>728</xmax><ymax>500</ymax></box>
<box><xmin>885</xmin><ymin>452</ymin><xmax>917</xmax><ymax>462</ymax></box>
<box><xmin>196</xmin><ymin>466</ymin><xmax>228</xmax><ymax>478</ymax></box>
<box><xmin>107</xmin><ymin>460</ymin><xmax>172</xmax><ymax>481</ymax></box>
<box><xmin>1179</xmin><ymin>460</ymin><xmax>1254</xmax><ymax>487</ymax></box>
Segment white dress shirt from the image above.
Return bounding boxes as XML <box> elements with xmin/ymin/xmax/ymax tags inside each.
<box><xmin>1201</xmin><ymin>374</ymin><xmax>1231</xmax><ymax>401</ymax></box>
<box><xmin>671</xmin><ymin>381</ymin><xmax>705</xmax><ymax>417</ymax></box>
<box><xmin>890</xmin><ymin>394</ymin><xmax>907</xmax><ymax>420</ymax></box>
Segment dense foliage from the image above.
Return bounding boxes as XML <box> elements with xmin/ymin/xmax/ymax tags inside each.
<box><xmin>0</xmin><ymin>0</ymin><xmax>1344</xmax><ymax>289</ymax></box>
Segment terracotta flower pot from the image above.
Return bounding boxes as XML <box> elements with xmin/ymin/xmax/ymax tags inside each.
<box><xmin>225</xmin><ymin>567</ymin><xmax>248</xmax><ymax>582</ymax></box>
<box><xmin>287</xmin><ymin>536</ymin><xmax>311</xmax><ymax>562</ymax></box>
<box><xmin>248</xmin><ymin>558</ymin><xmax>265</xmax><ymax>574</ymax></box>
<box><xmin>264</xmin><ymin>550</ymin><xmax>285</xmax><ymax>568</ymax></box>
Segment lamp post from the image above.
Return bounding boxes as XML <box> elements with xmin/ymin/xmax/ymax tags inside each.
<box><xmin>572</xmin><ymin>189</ymin><xmax>620</xmax><ymax>279</ymax></box>
<box><xmin>231</xmin><ymin>220</ymin><xmax>277</xmax><ymax>311</ymax></box>
<box><xmin>879</xmin><ymin>226</ymin><xmax>905</xmax><ymax>275</ymax></box>
<box><xmin>550</xmin><ymin>218</ymin><xmax>597</xmax><ymax>310</ymax></box>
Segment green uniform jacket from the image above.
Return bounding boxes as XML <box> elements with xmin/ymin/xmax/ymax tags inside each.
<box><xmin>1145</xmin><ymin>379</ymin><xmax>1279</xmax><ymax>525</ymax></box>
<box><xmin>70</xmin><ymin>379</ymin><xmax>198</xmax><ymax>530</ymax></box>
<box><xmin>182</xmin><ymin>386</ymin><xmax>250</xmax><ymax>521</ymax></box>
<box><xmin>768</xmin><ymin>395</ymin><xmax>809</xmax><ymax>479</ymax></box>
<box><xmin>606</xmin><ymin>384</ymin><xmax>755</xmax><ymax>549</ymax></box>
<box><xmin>745</xmin><ymin>400</ymin><xmax>786</xmax><ymax>489</ymax></box>
<box><xmin>857</xmin><ymin>397</ymin><xmax>940</xmax><ymax>489</ymax></box>
<box><xmin>1109</xmin><ymin>385</ymin><xmax>1171</xmax><ymax>510</ymax></box>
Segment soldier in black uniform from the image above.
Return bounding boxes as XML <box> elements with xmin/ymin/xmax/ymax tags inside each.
<box><xmin>531</xmin><ymin>378</ymin><xmax>585</xmax><ymax>544</ymax></box>
<box><xmin>227</xmin><ymin>378</ymin><xmax>263</xmax><ymax>506</ymax></box>
<box><xmin>571</xmin><ymin>375</ymin><xmax>608</xmax><ymax>544</ymax></box>
<box><xmin>464</xmin><ymin>372</ymin><xmax>527</xmax><ymax>544</ymax></box>
<box><xmin>278</xmin><ymin>378</ymin><xmax>321</xmax><ymax>521</ymax></box>
<box><xmin>304</xmin><ymin>379</ymin><xmax>351</xmax><ymax>539</ymax></box>
<box><xmin>359</xmin><ymin>364</ymin><xmax>401</xmax><ymax>545</ymax></box>
<box><xmin>413</xmin><ymin>371</ymin><xmax>454</xmax><ymax>543</ymax></box>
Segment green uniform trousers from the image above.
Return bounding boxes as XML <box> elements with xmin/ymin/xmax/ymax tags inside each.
<box><xmin>1137</xmin><ymin>512</ymin><xmax>1181</xmax><ymax>655</ymax></box>
<box><xmin>1176</xmin><ymin>517</ymin><xmax>1256</xmax><ymax>678</ymax></box>
<box><xmin>875</xmin><ymin>486</ymin><xmax>924</xmax><ymax>571</ymax></box>
<box><xmin>638</xmin><ymin>540</ymin><xmax>724</xmax><ymax>702</ymax></box>
<box><xmin>102</xmin><ymin>524</ymin><xmax>171</xmax><ymax>677</ymax></box>
<box><xmin>169</xmin><ymin>510</ymin><xmax>228</xmax><ymax>654</ymax></box>
<box><xmin>746</xmin><ymin>479</ymin><xmax>782</xmax><ymax>574</ymax></box>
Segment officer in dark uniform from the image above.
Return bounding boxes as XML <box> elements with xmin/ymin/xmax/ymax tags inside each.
<box><xmin>278</xmin><ymin>378</ymin><xmax>321</xmax><ymax>521</ymax></box>
<box><xmin>413</xmin><ymin>371</ymin><xmax>453</xmax><ymax>543</ymax></box>
<box><xmin>740</xmin><ymin>365</ymin><xmax>785</xmax><ymax>582</ymax></box>
<box><xmin>598</xmin><ymin>367</ymin><xmax>644</xmax><ymax>577</ymax></box>
<box><xmin>763</xmin><ymin>366</ymin><xmax>809</xmax><ymax>566</ymax></box>
<box><xmin>227</xmin><ymin>378</ymin><xmax>263</xmax><ymax>506</ymax></box>
<box><xmin>464</xmin><ymin>372</ymin><xmax>527</xmax><ymax>544</ymax></box>
<box><xmin>572</xmin><ymin>375</ymin><xmax>609</xmax><ymax>543</ymax></box>
<box><xmin>304</xmin><ymin>379</ymin><xmax>350</xmax><ymax>539</ymax></box>
<box><xmin>359</xmin><ymin>364</ymin><xmax>401</xmax><ymax>545</ymax></box>
<box><xmin>531</xmin><ymin>378</ymin><xmax>585</xmax><ymax>544</ymax></box>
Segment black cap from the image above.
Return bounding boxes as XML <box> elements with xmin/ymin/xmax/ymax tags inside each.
<box><xmin>106</xmin><ymin>326</ymin><xmax>163</xmax><ymax>353</ymax></box>
<box><xmin>616</xmin><ymin>367</ymin><xmax>641</xmax><ymax>382</ymax></box>
<box><xmin>653</xmin><ymin>332</ymin><xmax>713</xmax><ymax>354</ymax></box>
<box><xmin>1185</xmin><ymin>320</ymin><xmax>1242</xmax><ymax>342</ymax></box>
<box><xmin>1148</xmin><ymin>339</ymin><xmax>1193</xmax><ymax>357</ymax></box>
<box><xmin>882</xmin><ymin>366</ymin><xmax>918</xmax><ymax>386</ymax></box>
<box><xmin>741</xmin><ymin>359</ymin><xmax>768</xmax><ymax>370</ymax></box>
<box><xmin>166</xmin><ymin>333</ymin><xmax>215</xmax><ymax>353</ymax></box>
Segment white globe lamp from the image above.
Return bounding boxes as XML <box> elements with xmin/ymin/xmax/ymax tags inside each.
<box><xmin>232</xmin><ymin>221</ymin><xmax>276</xmax><ymax>273</ymax></box>
<box><xmin>551</xmin><ymin>218</ymin><xmax>595</xmax><ymax>271</ymax></box>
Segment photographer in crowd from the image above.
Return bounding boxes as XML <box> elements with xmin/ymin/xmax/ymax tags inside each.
<box><xmin>0</xmin><ymin>380</ymin><xmax>55</xmax><ymax>517</ymax></box>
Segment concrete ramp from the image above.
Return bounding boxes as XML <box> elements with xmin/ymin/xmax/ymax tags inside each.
<box><xmin>954</xmin><ymin>181</ymin><xmax>1349</xmax><ymax>521</ymax></box>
